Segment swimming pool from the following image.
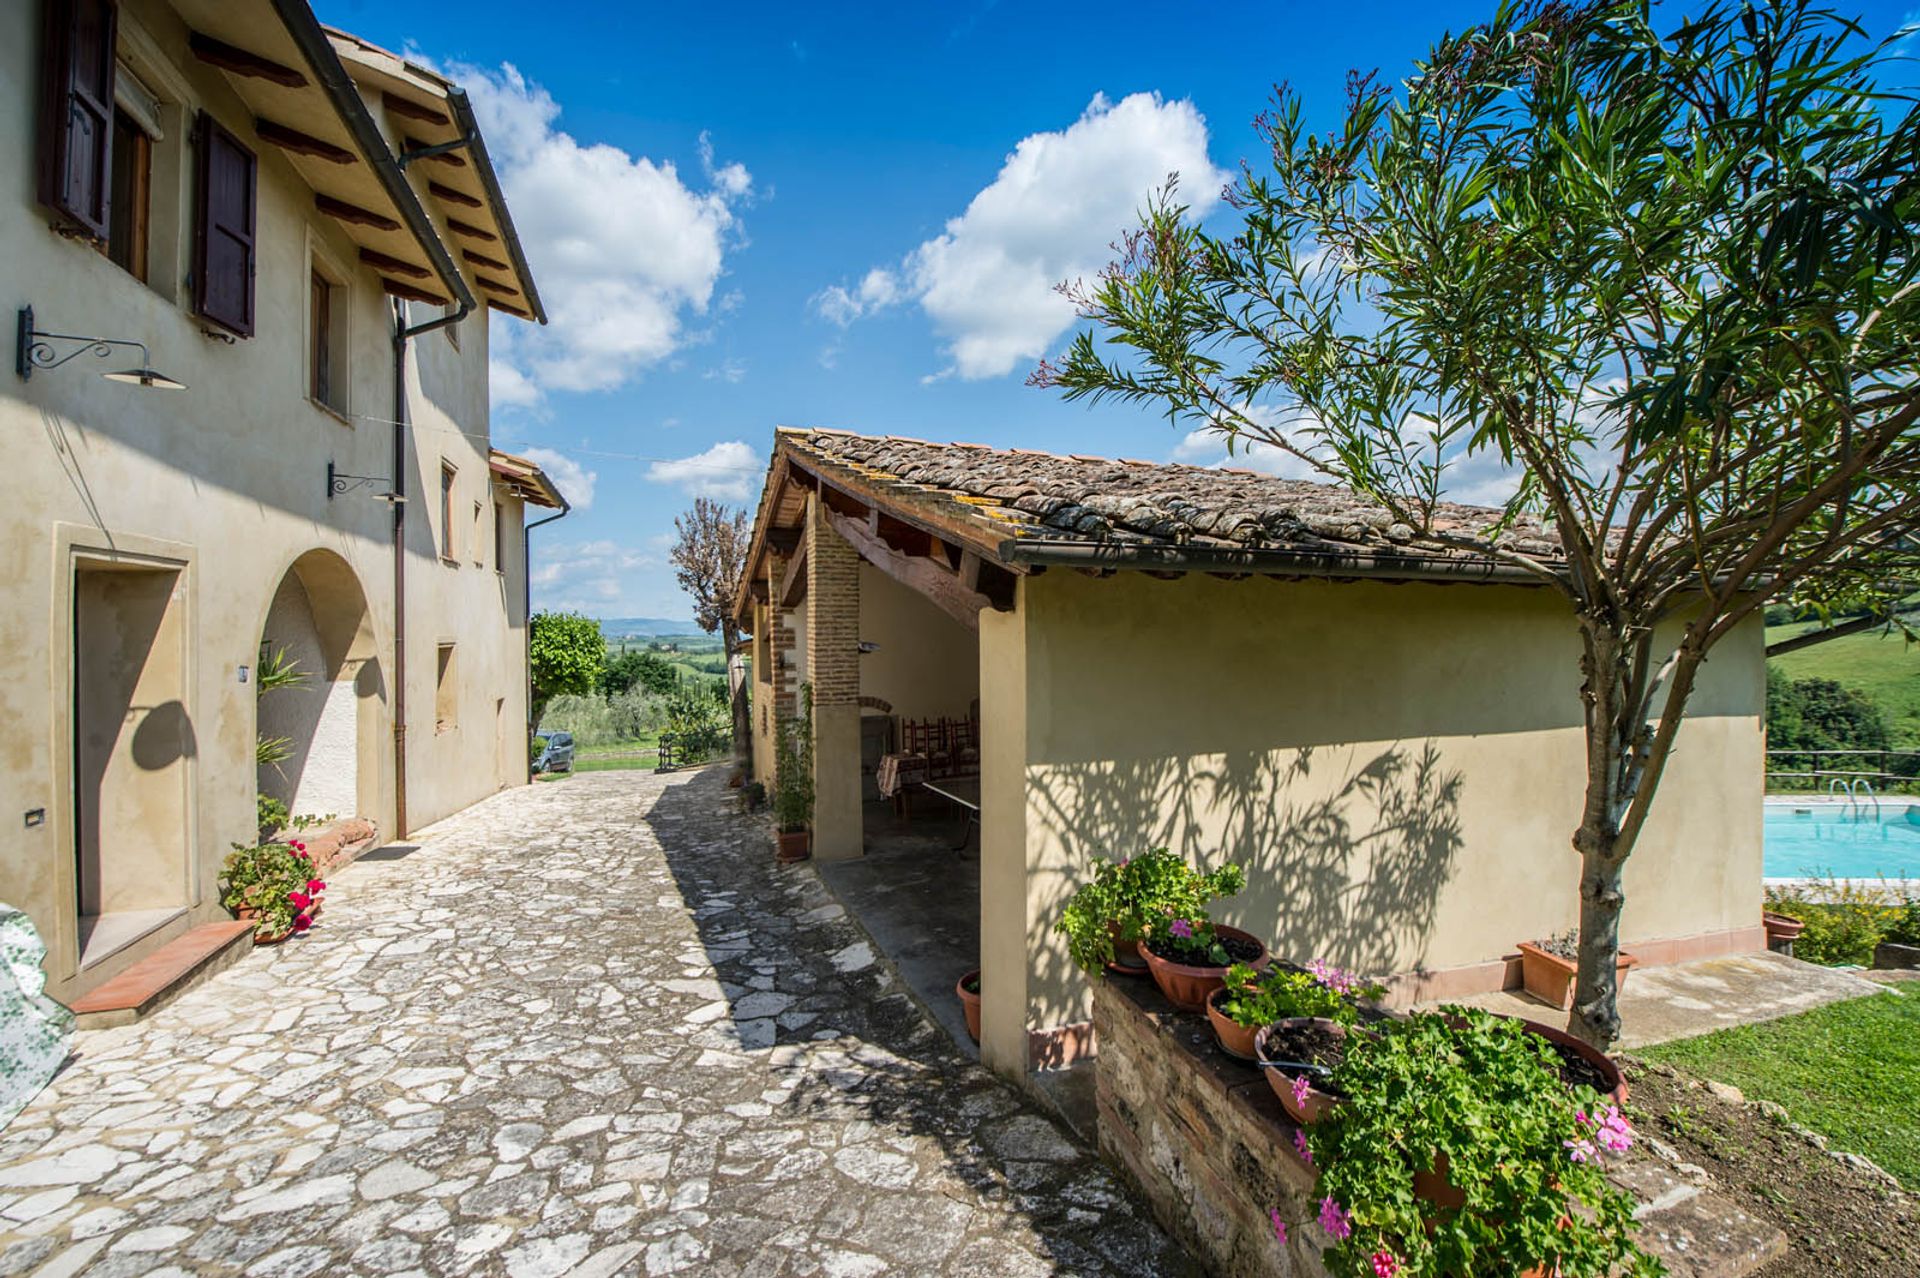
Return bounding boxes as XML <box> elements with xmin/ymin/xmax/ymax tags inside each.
<box><xmin>1763</xmin><ymin>801</ymin><xmax>1920</xmax><ymax>880</ymax></box>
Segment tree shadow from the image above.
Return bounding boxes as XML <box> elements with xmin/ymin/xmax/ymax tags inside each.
<box><xmin>642</xmin><ymin>766</ymin><xmax>1201</xmax><ymax>1275</ymax></box>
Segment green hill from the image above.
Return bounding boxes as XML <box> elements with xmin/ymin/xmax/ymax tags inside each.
<box><xmin>1767</xmin><ymin>623</ymin><xmax>1920</xmax><ymax>747</ymax></box>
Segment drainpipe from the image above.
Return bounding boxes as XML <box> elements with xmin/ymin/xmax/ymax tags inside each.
<box><xmin>388</xmin><ymin>297</ymin><xmax>472</xmax><ymax>838</ymax></box>
<box><xmin>523</xmin><ymin>497</ymin><xmax>571</xmax><ymax>781</ymax></box>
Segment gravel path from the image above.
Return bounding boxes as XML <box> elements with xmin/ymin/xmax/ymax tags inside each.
<box><xmin>0</xmin><ymin>767</ymin><xmax>1190</xmax><ymax>1277</ymax></box>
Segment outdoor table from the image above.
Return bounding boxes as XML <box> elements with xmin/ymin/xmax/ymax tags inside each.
<box><xmin>919</xmin><ymin>775</ymin><xmax>980</xmax><ymax>855</ymax></box>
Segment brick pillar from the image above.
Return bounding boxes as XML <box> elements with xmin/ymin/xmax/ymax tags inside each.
<box><xmin>806</xmin><ymin>495</ymin><xmax>862</xmax><ymax>860</ymax></box>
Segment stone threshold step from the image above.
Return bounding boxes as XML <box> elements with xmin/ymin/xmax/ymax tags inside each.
<box><xmin>68</xmin><ymin>921</ymin><xmax>254</xmax><ymax>1030</ymax></box>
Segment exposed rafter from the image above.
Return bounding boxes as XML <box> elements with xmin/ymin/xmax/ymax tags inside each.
<box><xmin>315</xmin><ymin>193</ymin><xmax>398</xmax><ymax>231</ymax></box>
<box><xmin>380</xmin><ymin>276</ymin><xmax>449</xmax><ymax>306</ymax></box>
<box><xmin>445</xmin><ymin>217</ymin><xmax>497</xmax><ymax>243</ymax></box>
<box><xmin>430</xmin><ymin>181</ymin><xmax>483</xmax><ymax>209</ymax></box>
<box><xmin>382</xmin><ymin>91</ymin><xmax>451</xmax><ymax>127</ymax></box>
<box><xmin>189</xmin><ymin>32</ymin><xmax>306</xmax><ymax>87</ymax></box>
<box><xmin>357</xmin><ymin>247</ymin><xmax>430</xmax><ymax>280</ymax></box>
<box><xmin>256</xmin><ymin>119</ymin><xmax>356</xmax><ymax>164</ymax></box>
<box><xmin>824</xmin><ymin>508</ymin><xmax>1006</xmax><ymax>631</ymax></box>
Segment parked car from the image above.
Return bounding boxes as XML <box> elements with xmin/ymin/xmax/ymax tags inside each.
<box><xmin>532</xmin><ymin>731</ymin><xmax>575</xmax><ymax>773</ymax></box>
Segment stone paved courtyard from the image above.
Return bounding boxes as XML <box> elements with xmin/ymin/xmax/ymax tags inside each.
<box><xmin>0</xmin><ymin>768</ymin><xmax>1193</xmax><ymax>1277</ymax></box>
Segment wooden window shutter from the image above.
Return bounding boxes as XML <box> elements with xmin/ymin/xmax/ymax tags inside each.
<box><xmin>37</xmin><ymin>0</ymin><xmax>119</xmax><ymax>239</ymax></box>
<box><xmin>192</xmin><ymin>113</ymin><xmax>257</xmax><ymax>337</ymax></box>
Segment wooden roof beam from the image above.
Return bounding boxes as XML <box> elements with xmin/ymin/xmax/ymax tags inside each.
<box><xmin>431</xmin><ymin>181</ymin><xmax>483</xmax><ymax>209</ymax></box>
<box><xmin>358</xmin><ymin>247</ymin><xmax>430</xmax><ymax>280</ymax></box>
<box><xmin>825</xmin><ymin>509</ymin><xmax>1001</xmax><ymax>632</ymax></box>
<box><xmin>256</xmin><ymin>119</ymin><xmax>356</xmax><ymax>165</ymax></box>
<box><xmin>189</xmin><ymin>33</ymin><xmax>307</xmax><ymax>87</ymax></box>
<box><xmin>383</xmin><ymin>91</ymin><xmax>451</xmax><ymax>127</ymax></box>
<box><xmin>778</xmin><ymin>544</ymin><xmax>810</xmax><ymax>609</ymax></box>
<box><xmin>316</xmin><ymin>194</ymin><xmax>398</xmax><ymax>231</ymax></box>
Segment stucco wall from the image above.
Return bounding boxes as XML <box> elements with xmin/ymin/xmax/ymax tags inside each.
<box><xmin>855</xmin><ymin>562</ymin><xmax>978</xmax><ymax>723</ymax></box>
<box><xmin>0</xmin><ymin>0</ymin><xmax>534</xmax><ymax>1002</ymax></box>
<box><xmin>991</xmin><ymin>569</ymin><xmax>1765</xmax><ymax>1045</ymax></box>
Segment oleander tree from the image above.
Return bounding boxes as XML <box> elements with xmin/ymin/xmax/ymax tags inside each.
<box><xmin>1038</xmin><ymin>0</ymin><xmax>1920</xmax><ymax>1046</ymax></box>
<box><xmin>670</xmin><ymin>498</ymin><xmax>752</xmax><ymax>759</ymax></box>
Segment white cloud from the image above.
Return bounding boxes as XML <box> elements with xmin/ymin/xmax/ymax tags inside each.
<box><xmin>532</xmin><ymin>538</ymin><xmax>657</xmax><ymax>610</ymax></box>
<box><xmin>518</xmin><ymin>446</ymin><xmax>597</xmax><ymax>511</ymax></box>
<box><xmin>644</xmin><ymin>440</ymin><xmax>762</xmax><ymax>502</ymax></box>
<box><xmin>440</xmin><ymin>60</ymin><xmax>752</xmax><ymax>405</ymax></box>
<box><xmin>816</xmin><ymin>92</ymin><xmax>1224</xmax><ymax>379</ymax></box>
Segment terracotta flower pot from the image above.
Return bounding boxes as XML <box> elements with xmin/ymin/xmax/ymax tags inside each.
<box><xmin>775</xmin><ymin>829</ymin><xmax>811</xmax><ymax>863</ymax></box>
<box><xmin>1515</xmin><ymin>941</ymin><xmax>1637</xmax><ymax>1011</ymax></box>
<box><xmin>1762</xmin><ymin>911</ymin><xmax>1806</xmax><ymax>941</ymax></box>
<box><xmin>1141</xmin><ymin>925</ymin><xmax>1270</xmax><ymax>1011</ymax></box>
<box><xmin>956</xmin><ymin>969</ymin><xmax>981</xmax><ymax>1042</ymax></box>
<box><xmin>1204</xmin><ymin>986</ymin><xmax>1259</xmax><ymax>1060</ymax></box>
<box><xmin>1254</xmin><ymin>1018</ymin><xmax>1346</xmax><ymax>1124</ymax></box>
<box><xmin>1105</xmin><ymin>921</ymin><xmax>1150</xmax><ymax>976</ymax></box>
<box><xmin>1411</xmin><ymin>1154</ymin><xmax>1561</xmax><ymax>1275</ymax></box>
<box><xmin>254</xmin><ymin>926</ymin><xmax>293</xmax><ymax>946</ymax></box>
<box><xmin>1509</xmin><ymin>1015</ymin><xmax>1629</xmax><ymax>1106</ymax></box>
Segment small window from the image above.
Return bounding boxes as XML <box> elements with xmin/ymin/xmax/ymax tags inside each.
<box><xmin>435</xmin><ymin>643</ymin><xmax>457</xmax><ymax>732</ymax></box>
<box><xmin>439</xmin><ymin>463</ymin><xmax>457</xmax><ymax>561</ymax></box>
<box><xmin>103</xmin><ymin>107</ymin><xmax>149</xmax><ymax>280</ymax></box>
<box><xmin>493</xmin><ymin>499</ymin><xmax>508</xmax><ymax>571</ymax></box>
<box><xmin>309</xmin><ymin>268</ymin><xmax>347</xmax><ymax>413</ymax></box>
<box><xmin>472</xmin><ymin>501</ymin><xmax>484</xmax><ymax>565</ymax></box>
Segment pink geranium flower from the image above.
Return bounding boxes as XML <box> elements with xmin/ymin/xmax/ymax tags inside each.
<box><xmin>1565</xmin><ymin>1137</ymin><xmax>1597</xmax><ymax>1163</ymax></box>
<box><xmin>306</xmin><ymin>879</ymin><xmax>326</xmax><ymax>895</ymax></box>
<box><xmin>1291</xmin><ymin>1074</ymin><xmax>1312</xmax><ymax>1108</ymax></box>
<box><xmin>1294</xmin><ymin>1128</ymin><xmax>1313</xmax><ymax>1165</ymax></box>
<box><xmin>1318</xmin><ymin>1196</ymin><xmax>1352</xmax><ymax>1241</ymax></box>
<box><xmin>1371</xmin><ymin>1251</ymin><xmax>1400</xmax><ymax>1277</ymax></box>
<box><xmin>1270</xmin><ymin>1208</ymin><xmax>1288</xmax><ymax>1244</ymax></box>
<box><xmin>1168</xmin><ymin>918</ymin><xmax>1194</xmax><ymax>940</ymax></box>
<box><xmin>287</xmin><ymin>891</ymin><xmax>311</xmax><ymax>911</ymax></box>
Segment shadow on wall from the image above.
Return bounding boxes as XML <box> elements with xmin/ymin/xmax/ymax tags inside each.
<box><xmin>1028</xmin><ymin>742</ymin><xmax>1465</xmax><ymax>1013</ymax></box>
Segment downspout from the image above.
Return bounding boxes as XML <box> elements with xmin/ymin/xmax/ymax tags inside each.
<box><xmin>523</xmin><ymin>497</ymin><xmax>571</xmax><ymax>781</ymax></box>
<box><xmin>388</xmin><ymin>297</ymin><xmax>472</xmax><ymax>838</ymax></box>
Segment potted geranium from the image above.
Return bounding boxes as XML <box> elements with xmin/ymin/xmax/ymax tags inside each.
<box><xmin>1140</xmin><ymin>914</ymin><xmax>1270</xmax><ymax>1010</ymax></box>
<box><xmin>1056</xmin><ymin>849</ymin><xmax>1245</xmax><ymax>976</ymax></box>
<box><xmin>1210</xmin><ymin>958</ymin><xmax>1384</xmax><ymax>1060</ymax></box>
<box><xmin>1516</xmin><ymin>930</ymin><xmax>1636</xmax><ymax>1010</ymax></box>
<box><xmin>1302</xmin><ymin>1009</ymin><xmax>1659</xmax><ymax>1278</ymax></box>
<box><xmin>220</xmin><ymin>841</ymin><xmax>324</xmax><ymax>944</ymax></box>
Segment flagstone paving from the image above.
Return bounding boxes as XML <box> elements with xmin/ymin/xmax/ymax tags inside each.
<box><xmin>0</xmin><ymin>768</ymin><xmax>1194</xmax><ymax>1277</ymax></box>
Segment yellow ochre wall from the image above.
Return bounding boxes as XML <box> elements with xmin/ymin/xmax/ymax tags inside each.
<box><xmin>855</xmin><ymin>562</ymin><xmax>979</xmax><ymax>723</ymax></box>
<box><xmin>982</xmin><ymin>568</ymin><xmax>1765</xmax><ymax>1067</ymax></box>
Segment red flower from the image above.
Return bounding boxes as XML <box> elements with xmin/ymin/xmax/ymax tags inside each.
<box><xmin>306</xmin><ymin>879</ymin><xmax>326</xmax><ymax>894</ymax></box>
<box><xmin>290</xmin><ymin>840</ymin><xmax>305</xmax><ymax>852</ymax></box>
<box><xmin>292</xmin><ymin>913</ymin><xmax>313</xmax><ymax>932</ymax></box>
<box><xmin>288</xmin><ymin>891</ymin><xmax>311</xmax><ymax>911</ymax></box>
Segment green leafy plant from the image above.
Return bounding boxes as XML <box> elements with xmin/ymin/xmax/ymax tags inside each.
<box><xmin>1055</xmin><ymin>849</ymin><xmax>1245</xmax><ymax>973</ymax></box>
<box><xmin>1766</xmin><ymin>879</ymin><xmax>1900</xmax><ymax>966</ymax></box>
<box><xmin>220</xmin><ymin>840</ymin><xmax>325</xmax><ymax>939</ymax></box>
<box><xmin>1885</xmin><ymin>897</ymin><xmax>1920</xmax><ymax>949</ymax></box>
<box><xmin>256</xmin><ymin>794</ymin><xmax>289</xmax><ymax>841</ymax></box>
<box><xmin>255</xmin><ymin>646</ymin><xmax>310</xmax><ymax>695</ymax></box>
<box><xmin>288</xmin><ymin>812</ymin><xmax>336</xmax><ymax>832</ymax></box>
<box><xmin>771</xmin><ymin>683</ymin><xmax>814</xmax><ymax>833</ymax></box>
<box><xmin>1220</xmin><ymin>961</ymin><xmax>1384</xmax><ymax>1030</ymax></box>
<box><xmin>529</xmin><ymin>611</ymin><xmax>606</xmax><ymax>730</ymax></box>
<box><xmin>1305</xmin><ymin>1010</ymin><xmax>1660</xmax><ymax>1277</ymax></box>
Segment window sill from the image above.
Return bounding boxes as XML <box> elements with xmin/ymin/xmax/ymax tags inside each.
<box><xmin>309</xmin><ymin>397</ymin><xmax>352</xmax><ymax>428</ymax></box>
<box><xmin>440</xmin><ymin>555</ymin><xmax>460</xmax><ymax>568</ymax></box>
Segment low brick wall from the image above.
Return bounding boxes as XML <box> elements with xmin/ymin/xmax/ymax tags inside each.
<box><xmin>1093</xmin><ymin>978</ymin><xmax>1322</xmax><ymax>1276</ymax></box>
<box><xmin>1092</xmin><ymin>976</ymin><xmax>1786</xmax><ymax>1278</ymax></box>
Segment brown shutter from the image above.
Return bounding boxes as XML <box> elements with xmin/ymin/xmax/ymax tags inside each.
<box><xmin>193</xmin><ymin>113</ymin><xmax>257</xmax><ymax>337</ymax></box>
<box><xmin>37</xmin><ymin>0</ymin><xmax>118</xmax><ymax>238</ymax></box>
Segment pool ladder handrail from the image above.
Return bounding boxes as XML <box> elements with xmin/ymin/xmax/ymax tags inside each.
<box><xmin>1826</xmin><ymin>776</ymin><xmax>1881</xmax><ymax>811</ymax></box>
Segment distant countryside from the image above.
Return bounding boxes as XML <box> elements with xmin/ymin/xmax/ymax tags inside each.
<box><xmin>1766</xmin><ymin>600</ymin><xmax>1920</xmax><ymax>794</ymax></box>
<box><xmin>535</xmin><ymin>619</ymin><xmax>733</xmax><ymax>775</ymax></box>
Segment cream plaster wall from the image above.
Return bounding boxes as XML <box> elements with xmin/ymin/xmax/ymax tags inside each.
<box><xmin>0</xmin><ymin>0</ymin><xmax>535</xmax><ymax>1002</ymax></box>
<box><xmin>986</xmin><ymin>569</ymin><xmax>1765</xmax><ymax>1051</ymax></box>
<box><xmin>855</xmin><ymin>562</ymin><xmax>979</xmax><ymax>723</ymax></box>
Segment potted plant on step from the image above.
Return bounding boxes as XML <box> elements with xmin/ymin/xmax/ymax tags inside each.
<box><xmin>220</xmin><ymin>842</ymin><xmax>324</xmax><ymax>945</ymax></box>
<box><xmin>1140</xmin><ymin>914</ymin><xmax>1271</xmax><ymax>1011</ymax></box>
<box><xmin>1057</xmin><ymin>849</ymin><xmax>1246</xmax><ymax>977</ymax></box>
<box><xmin>772</xmin><ymin>685</ymin><xmax>815</xmax><ymax>863</ymax></box>
<box><xmin>956</xmin><ymin>969</ymin><xmax>981</xmax><ymax>1042</ymax></box>
<box><xmin>1516</xmin><ymin>930</ymin><xmax>1636</xmax><ymax>1010</ymax></box>
<box><xmin>1301</xmin><ymin>1009</ymin><xmax>1659</xmax><ymax>1278</ymax></box>
<box><xmin>1210</xmin><ymin>958</ymin><xmax>1385</xmax><ymax>1061</ymax></box>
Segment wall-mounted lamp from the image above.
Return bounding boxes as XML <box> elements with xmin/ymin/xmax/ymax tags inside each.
<box><xmin>16</xmin><ymin>306</ymin><xmax>185</xmax><ymax>389</ymax></box>
<box><xmin>327</xmin><ymin>460</ymin><xmax>406</xmax><ymax>504</ymax></box>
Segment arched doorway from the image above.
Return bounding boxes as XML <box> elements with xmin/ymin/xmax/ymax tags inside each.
<box><xmin>255</xmin><ymin>551</ymin><xmax>384</xmax><ymax>826</ymax></box>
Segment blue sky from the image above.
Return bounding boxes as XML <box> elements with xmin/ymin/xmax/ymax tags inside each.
<box><xmin>315</xmin><ymin>0</ymin><xmax>1920</xmax><ymax>625</ymax></box>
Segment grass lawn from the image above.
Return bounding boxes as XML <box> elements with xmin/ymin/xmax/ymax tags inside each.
<box><xmin>1639</xmin><ymin>988</ymin><xmax>1919</xmax><ymax>1187</ymax></box>
<box><xmin>1768</xmin><ymin>620</ymin><xmax>1920</xmax><ymax>747</ymax></box>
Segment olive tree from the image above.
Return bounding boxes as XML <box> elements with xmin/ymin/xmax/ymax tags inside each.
<box><xmin>1041</xmin><ymin>0</ymin><xmax>1920</xmax><ymax>1046</ymax></box>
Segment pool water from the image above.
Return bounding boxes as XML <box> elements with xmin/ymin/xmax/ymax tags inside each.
<box><xmin>1763</xmin><ymin>803</ymin><xmax>1920</xmax><ymax>880</ymax></box>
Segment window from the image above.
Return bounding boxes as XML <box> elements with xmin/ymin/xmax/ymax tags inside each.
<box><xmin>472</xmin><ymin>501</ymin><xmax>484</xmax><ymax>565</ymax></box>
<box><xmin>493</xmin><ymin>500</ymin><xmax>508</xmax><ymax>571</ymax></box>
<box><xmin>191</xmin><ymin>112</ymin><xmax>257</xmax><ymax>337</ymax></box>
<box><xmin>308</xmin><ymin>265</ymin><xmax>348</xmax><ymax>413</ymax></box>
<box><xmin>439</xmin><ymin>463</ymin><xmax>457</xmax><ymax>561</ymax></box>
<box><xmin>37</xmin><ymin>0</ymin><xmax>118</xmax><ymax>239</ymax></box>
<box><xmin>435</xmin><ymin>644</ymin><xmax>457</xmax><ymax>732</ymax></box>
<box><xmin>104</xmin><ymin>107</ymin><xmax>148</xmax><ymax>280</ymax></box>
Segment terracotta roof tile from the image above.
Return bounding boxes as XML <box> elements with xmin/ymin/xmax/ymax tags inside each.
<box><xmin>783</xmin><ymin>429</ymin><xmax>1560</xmax><ymax>562</ymax></box>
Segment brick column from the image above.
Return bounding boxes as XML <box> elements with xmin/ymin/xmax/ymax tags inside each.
<box><xmin>806</xmin><ymin>495</ymin><xmax>862</xmax><ymax>860</ymax></box>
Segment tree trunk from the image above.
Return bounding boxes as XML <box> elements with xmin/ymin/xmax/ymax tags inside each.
<box><xmin>1567</xmin><ymin>620</ymin><xmax>1631</xmax><ymax>1048</ymax></box>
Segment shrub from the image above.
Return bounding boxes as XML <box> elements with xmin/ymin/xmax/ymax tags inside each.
<box><xmin>1219</xmin><ymin>960</ymin><xmax>1386</xmax><ymax>1030</ymax></box>
<box><xmin>1055</xmin><ymin>849</ymin><xmax>1245</xmax><ymax>973</ymax></box>
<box><xmin>220</xmin><ymin>840</ymin><xmax>325</xmax><ymax>938</ymax></box>
<box><xmin>1885</xmin><ymin>896</ymin><xmax>1920</xmax><ymax>948</ymax></box>
<box><xmin>1766</xmin><ymin>879</ymin><xmax>1899</xmax><ymax>966</ymax></box>
<box><xmin>1304</xmin><ymin>1011</ymin><xmax>1658</xmax><ymax>1278</ymax></box>
<box><xmin>771</xmin><ymin>684</ymin><xmax>814</xmax><ymax>832</ymax></box>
